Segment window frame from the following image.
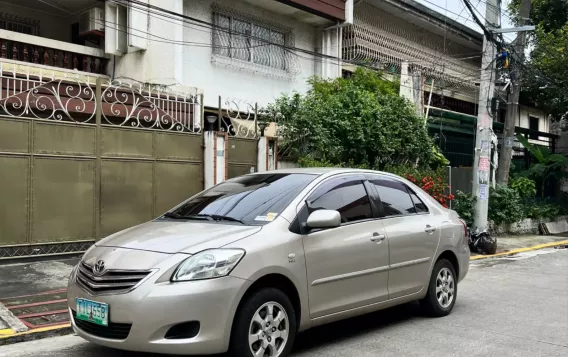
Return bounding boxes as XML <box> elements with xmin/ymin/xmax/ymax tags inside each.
<box><xmin>212</xmin><ymin>11</ymin><xmax>290</xmax><ymax>72</ymax></box>
<box><xmin>290</xmin><ymin>174</ymin><xmax>379</xmax><ymax>235</ymax></box>
<box><xmin>365</xmin><ymin>175</ymin><xmax>431</xmax><ymax>219</ymax></box>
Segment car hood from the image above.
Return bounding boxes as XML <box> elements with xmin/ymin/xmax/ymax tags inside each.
<box><xmin>95</xmin><ymin>220</ymin><xmax>262</xmax><ymax>254</ymax></box>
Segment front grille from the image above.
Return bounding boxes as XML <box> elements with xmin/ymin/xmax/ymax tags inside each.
<box><xmin>72</xmin><ymin>310</ymin><xmax>132</xmax><ymax>340</ymax></box>
<box><xmin>76</xmin><ymin>262</ymin><xmax>150</xmax><ymax>295</ymax></box>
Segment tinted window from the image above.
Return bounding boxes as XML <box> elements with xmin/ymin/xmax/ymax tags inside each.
<box><xmin>308</xmin><ymin>179</ymin><xmax>372</xmax><ymax>223</ymax></box>
<box><xmin>369</xmin><ymin>177</ymin><xmax>415</xmax><ymax>217</ymax></box>
<box><xmin>409</xmin><ymin>190</ymin><xmax>429</xmax><ymax>213</ymax></box>
<box><xmin>168</xmin><ymin>173</ymin><xmax>316</xmax><ymax>225</ymax></box>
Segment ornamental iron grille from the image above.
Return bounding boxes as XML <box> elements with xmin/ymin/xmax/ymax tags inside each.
<box><xmin>343</xmin><ymin>1</ymin><xmax>480</xmax><ymax>93</ymax></box>
<box><xmin>211</xmin><ymin>3</ymin><xmax>300</xmax><ymax>79</ymax></box>
<box><xmin>0</xmin><ymin>63</ymin><xmax>203</xmax><ymax>133</ymax></box>
<box><xmin>219</xmin><ymin>96</ymin><xmax>258</xmax><ymax>139</ymax></box>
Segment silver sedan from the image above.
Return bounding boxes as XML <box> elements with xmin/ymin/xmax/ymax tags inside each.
<box><xmin>67</xmin><ymin>168</ymin><xmax>470</xmax><ymax>357</ymax></box>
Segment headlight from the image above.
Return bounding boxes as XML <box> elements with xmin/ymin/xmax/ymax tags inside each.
<box><xmin>171</xmin><ymin>249</ymin><xmax>245</xmax><ymax>282</ymax></box>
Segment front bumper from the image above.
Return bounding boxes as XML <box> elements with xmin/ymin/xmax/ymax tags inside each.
<box><xmin>68</xmin><ymin>272</ymin><xmax>251</xmax><ymax>355</ymax></box>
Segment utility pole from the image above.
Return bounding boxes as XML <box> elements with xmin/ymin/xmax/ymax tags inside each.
<box><xmin>496</xmin><ymin>0</ymin><xmax>531</xmax><ymax>185</ymax></box>
<box><xmin>472</xmin><ymin>0</ymin><xmax>500</xmax><ymax>232</ymax></box>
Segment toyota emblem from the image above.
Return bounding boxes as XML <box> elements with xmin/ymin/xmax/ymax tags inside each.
<box><xmin>92</xmin><ymin>260</ymin><xmax>106</xmax><ymax>276</ymax></box>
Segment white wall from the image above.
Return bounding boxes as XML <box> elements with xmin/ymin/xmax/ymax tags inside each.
<box><xmin>519</xmin><ymin>105</ymin><xmax>550</xmax><ymax>144</ymax></box>
<box><xmin>113</xmin><ymin>0</ymin><xmax>184</xmax><ymax>85</ymax></box>
<box><xmin>182</xmin><ymin>0</ymin><xmax>319</xmax><ymax>108</ymax></box>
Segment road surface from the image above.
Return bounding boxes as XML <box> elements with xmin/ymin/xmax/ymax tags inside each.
<box><xmin>2</xmin><ymin>249</ymin><xmax>567</xmax><ymax>357</ymax></box>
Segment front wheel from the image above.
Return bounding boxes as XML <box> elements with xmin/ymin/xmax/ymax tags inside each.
<box><xmin>420</xmin><ymin>259</ymin><xmax>457</xmax><ymax>317</ymax></box>
<box><xmin>230</xmin><ymin>288</ymin><xmax>297</xmax><ymax>357</ymax></box>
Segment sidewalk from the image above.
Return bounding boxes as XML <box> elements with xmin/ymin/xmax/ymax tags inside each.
<box><xmin>1</xmin><ymin>235</ymin><xmax>567</xmax><ymax>345</ymax></box>
<box><xmin>0</xmin><ymin>258</ymin><xmax>77</xmax><ymax>345</ymax></box>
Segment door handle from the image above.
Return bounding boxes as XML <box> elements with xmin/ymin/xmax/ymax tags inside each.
<box><xmin>425</xmin><ymin>225</ymin><xmax>436</xmax><ymax>234</ymax></box>
<box><xmin>370</xmin><ymin>232</ymin><xmax>386</xmax><ymax>243</ymax></box>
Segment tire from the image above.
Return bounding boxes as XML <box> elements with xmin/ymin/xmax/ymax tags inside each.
<box><xmin>229</xmin><ymin>288</ymin><xmax>297</xmax><ymax>357</ymax></box>
<box><xmin>420</xmin><ymin>259</ymin><xmax>457</xmax><ymax>317</ymax></box>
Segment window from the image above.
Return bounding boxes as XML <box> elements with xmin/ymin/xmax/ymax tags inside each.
<box><xmin>168</xmin><ymin>173</ymin><xmax>316</xmax><ymax>225</ymax></box>
<box><xmin>409</xmin><ymin>190</ymin><xmax>429</xmax><ymax>214</ymax></box>
<box><xmin>529</xmin><ymin>116</ymin><xmax>539</xmax><ymax>140</ymax></box>
<box><xmin>308</xmin><ymin>178</ymin><xmax>373</xmax><ymax>223</ymax></box>
<box><xmin>0</xmin><ymin>13</ymin><xmax>39</xmax><ymax>36</ymax></box>
<box><xmin>369</xmin><ymin>177</ymin><xmax>416</xmax><ymax>217</ymax></box>
<box><xmin>212</xmin><ymin>12</ymin><xmax>288</xmax><ymax>71</ymax></box>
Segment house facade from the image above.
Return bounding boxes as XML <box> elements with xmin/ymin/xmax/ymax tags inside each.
<box><xmin>341</xmin><ymin>0</ymin><xmax>553</xmax><ymax>168</ymax></box>
<box><xmin>0</xmin><ymin>0</ymin><xmax>350</xmax><ymax>257</ymax></box>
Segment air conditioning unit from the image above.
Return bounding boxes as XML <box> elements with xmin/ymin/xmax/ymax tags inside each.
<box><xmin>79</xmin><ymin>7</ymin><xmax>105</xmax><ymax>34</ymax></box>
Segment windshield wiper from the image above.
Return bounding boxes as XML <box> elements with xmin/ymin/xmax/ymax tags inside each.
<box><xmin>162</xmin><ymin>212</ymin><xmax>213</xmax><ymax>221</ymax></box>
<box><xmin>197</xmin><ymin>214</ymin><xmax>244</xmax><ymax>224</ymax></box>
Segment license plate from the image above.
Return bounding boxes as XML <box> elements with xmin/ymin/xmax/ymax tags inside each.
<box><xmin>76</xmin><ymin>298</ymin><xmax>109</xmax><ymax>327</ymax></box>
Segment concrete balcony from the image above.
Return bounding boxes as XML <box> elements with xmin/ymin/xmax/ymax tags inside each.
<box><xmin>0</xmin><ymin>29</ymin><xmax>109</xmax><ymax>76</ymax></box>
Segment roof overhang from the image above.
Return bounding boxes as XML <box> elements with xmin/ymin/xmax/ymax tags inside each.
<box><xmin>366</xmin><ymin>0</ymin><xmax>483</xmax><ymax>51</ymax></box>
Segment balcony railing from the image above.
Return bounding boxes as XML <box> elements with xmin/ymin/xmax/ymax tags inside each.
<box><xmin>0</xmin><ymin>29</ymin><xmax>109</xmax><ymax>75</ymax></box>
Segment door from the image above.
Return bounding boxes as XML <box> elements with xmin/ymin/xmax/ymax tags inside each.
<box><xmin>301</xmin><ymin>176</ymin><xmax>390</xmax><ymax>318</ymax></box>
<box><xmin>367</xmin><ymin>175</ymin><xmax>440</xmax><ymax>299</ymax></box>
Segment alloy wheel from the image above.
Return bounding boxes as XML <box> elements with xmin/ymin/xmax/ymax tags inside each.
<box><xmin>248</xmin><ymin>302</ymin><xmax>289</xmax><ymax>357</ymax></box>
<box><xmin>436</xmin><ymin>267</ymin><xmax>455</xmax><ymax>308</ymax></box>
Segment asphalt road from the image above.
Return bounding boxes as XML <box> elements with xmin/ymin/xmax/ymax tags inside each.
<box><xmin>2</xmin><ymin>249</ymin><xmax>567</xmax><ymax>357</ymax></box>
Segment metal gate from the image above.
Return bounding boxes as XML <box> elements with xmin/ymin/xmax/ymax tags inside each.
<box><xmin>0</xmin><ymin>74</ymin><xmax>203</xmax><ymax>258</ymax></box>
<box><xmin>219</xmin><ymin>97</ymin><xmax>258</xmax><ymax>179</ymax></box>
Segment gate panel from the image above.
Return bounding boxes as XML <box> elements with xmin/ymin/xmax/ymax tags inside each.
<box><xmin>0</xmin><ymin>156</ymin><xmax>29</xmax><ymax>245</ymax></box>
<box><xmin>32</xmin><ymin>158</ymin><xmax>95</xmax><ymax>243</ymax></box>
<box><xmin>155</xmin><ymin>162</ymin><xmax>202</xmax><ymax>214</ymax></box>
<box><xmin>155</xmin><ymin>132</ymin><xmax>202</xmax><ymax>161</ymax></box>
<box><xmin>0</xmin><ymin>118</ymin><xmax>29</xmax><ymax>152</ymax></box>
<box><xmin>34</xmin><ymin>122</ymin><xmax>95</xmax><ymax>156</ymax></box>
<box><xmin>101</xmin><ymin>160</ymin><xmax>154</xmax><ymax>237</ymax></box>
<box><xmin>102</xmin><ymin>127</ymin><xmax>154</xmax><ymax>158</ymax></box>
<box><xmin>228</xmin><ymin>137</ymin><xmax>257</xmax><ymax>179</ymax></box>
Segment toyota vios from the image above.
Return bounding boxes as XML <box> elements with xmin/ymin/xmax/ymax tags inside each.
<box><xmin>68</xmin><ymin>168</ymin><xmax>469</xmax><ymax>357</ymax></box>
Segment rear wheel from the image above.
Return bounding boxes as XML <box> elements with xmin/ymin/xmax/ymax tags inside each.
<box><xmin>230</xmin><ymin>288</ymin><xmax>296</xmax><ymax>357</ymax></box>
<box><xmin>420</xmin><ymin>259</ymin><xmax>457</xmax><ymax>317</ymax></box>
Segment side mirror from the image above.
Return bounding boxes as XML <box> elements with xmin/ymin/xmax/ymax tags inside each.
<box><xmin>306</xmin><ymin>210</ymin><xmax>341</xmax><ymax>229</ymax></box>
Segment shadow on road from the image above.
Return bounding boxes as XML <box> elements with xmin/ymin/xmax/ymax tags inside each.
<box><xmin>77</xmin><ymin>302</ymin><xmax>423</xmax><ymax>357</ymax></box>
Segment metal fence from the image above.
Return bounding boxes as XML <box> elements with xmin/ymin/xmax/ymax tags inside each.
<box><xmin>0</xmin><ymin>71</ymin><xmax>204</xmax><ymax>258</ymax></box>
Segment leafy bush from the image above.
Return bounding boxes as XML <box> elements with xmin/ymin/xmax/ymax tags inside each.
<box><xmin>510</xmin><ymin>177</ymin><xmax>537</xmax><ymax>199</ymax></box>
<box><xmin>265</xmin><ymin>68</ymin><xmax>435</xmax><ymax>170</ymax></box>
<box><xmin>488</xmin><ymin>185</ymin><xmax>524</xmax><ymax>225</ymax></box>
<box><xmin>453</xmin><ymin>191</ymin><xmax>476</xmax><ymax>226</ymax></box>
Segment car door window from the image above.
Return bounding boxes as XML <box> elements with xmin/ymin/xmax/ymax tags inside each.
<box><xmin>409</xmin><ymin>190</ymin><xmax>429</xmax><ymax>213</ymax></box>
<box><xmin>308</xmin><ymin>178</ymin><xmax>373</xmax><ymax>223</ymax></box>
<box><xmin>368</xmin><ymin>177</ymin><xmax>416</xmax><ymax>217</ymax></box>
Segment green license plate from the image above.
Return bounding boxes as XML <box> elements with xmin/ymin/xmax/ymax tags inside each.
<box><xmin>76</xmin><ymin>298</ymin><xmax>109</xmax><ymax>327</ymax></box>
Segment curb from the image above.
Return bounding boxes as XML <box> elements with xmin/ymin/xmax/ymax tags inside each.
<box><xmin>470</xmin><ymin>239</ymin><xmax>568</xmax><ymax>261</ymax></box>
<box><xmin>0</xmin><ymin>324</ymin><xmax>72</xmax><ymax>346</ymax></box>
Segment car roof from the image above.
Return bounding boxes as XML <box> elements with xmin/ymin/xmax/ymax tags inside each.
<box><xmin>251</xmin><ymin>167</ymin><xmax>392</xmax><ymax>176</ymax></box>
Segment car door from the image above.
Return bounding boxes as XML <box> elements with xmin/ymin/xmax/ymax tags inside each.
<box><xmin>299</xmin><ymin>175</ymin><xmax>390</xmax><ymax>318</ymax></box>
<box><xmin>367</xmin><ymin>175</ymin><xmax>440</xmax><ymax>299</ymax></box>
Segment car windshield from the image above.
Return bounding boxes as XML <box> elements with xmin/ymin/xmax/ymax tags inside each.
<box><xmin>166</xmin><ymin>173</ymin><xmax>317</xmax><ymax>225</ymax></box>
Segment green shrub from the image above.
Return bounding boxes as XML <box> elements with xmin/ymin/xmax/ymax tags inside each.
<box><xmin>525</xmin><ymin>201</ymin><xmax>563</xmax><ymax>221</ymax></box>
<box><xmin>510</xmin><ymin>177</ymin><xmax>537</xmax><ymax>199</ymax></box>
<box><xmin>488</xmin><ymin>185</ymin><xmax>524</xmax><ymax>225</ymax></box>
<box><xmin>453</xmin><ymin>191</ymin><xmax>476</xmax><ymax>226</ymax></box>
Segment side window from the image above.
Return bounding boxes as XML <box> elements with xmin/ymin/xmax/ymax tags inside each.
<box><xmin>409</xmin><ymin>189</ymin><xmax>429</xmax><ymax>214</ymax></box>
<box><xmin>308</xmin><ymin>178</ymin><xmax>373</xmax><ymax>223</ymax></box>
<box><xmin>369</xmin><ymin>177</ymin><xmax>416</xmax><ymax>217</ymax></box>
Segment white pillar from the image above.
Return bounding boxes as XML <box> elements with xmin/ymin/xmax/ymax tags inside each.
<box><xmin>203</xmin><ymin>131</ymin><xmax>215</xmax><ymax>189</ymax></box>
<box><xmin>400</xmin><ymin>61</ymin><xmax>413</xmax><ymax>100</ymax></box>
<box><xmin>215</xmin><ymin>134</ymin><xmax>226</xmax><ymax>184</ymax></box>
<box><xmin>257</xmin><ymin>137</ymin><xmax>267</xmax><ymax>172</ymax></box>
